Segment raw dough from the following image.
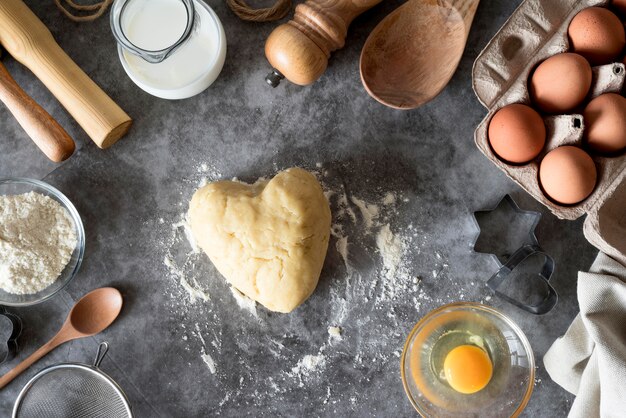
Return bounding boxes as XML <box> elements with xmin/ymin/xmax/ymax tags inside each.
<box><xmin>188</xmin><ymin>168</ymin><xmax>331</xmax><ymax>313</ymax></box>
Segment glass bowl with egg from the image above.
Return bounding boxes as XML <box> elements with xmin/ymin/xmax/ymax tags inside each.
<box><xmin>0</xmin><ymin>178</ymin><xmax>85</xmax><ymax>306</ymax></box>
<box><xmin>401</xmin><ymin>302</ymin><xmax>534</xmax><ymax>417</ymax></box>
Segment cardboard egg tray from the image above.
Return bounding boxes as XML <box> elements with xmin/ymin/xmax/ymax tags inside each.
<box><xmin>472</xmin><ymin>0</ymin><xmax>626</xmax><ymax>265</ymax></box>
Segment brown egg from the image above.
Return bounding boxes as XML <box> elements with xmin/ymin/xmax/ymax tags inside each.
<box><xmin>568</xmin><ymin>7</ymin><xmax>625</xmax><ymax>65</ymax></box>
<box><xmin>488</xmin><ymin>104</ymin><xmax>546</xmax><ymax>164</ymax></box>
<box><xmin>539</xmin><ymin>146</ymin><xmax>597</xmax><ymax>205</ymax></box>
<box><xmin>584</xmin><ymin>93</ymin><xmax>626</xmax><ymax>154</ymax></box>
<box><xmin>529</xmin><ymin>53</ymin><xmax>592</xmax><ymax>113</ymax></box>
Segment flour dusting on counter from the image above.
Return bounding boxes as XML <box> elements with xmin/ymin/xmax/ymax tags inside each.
<box><xmin>335</xmin><ymin>236</ymin><xmax>349</xmax><ymax>269</ymax></box>
<box><xmin>201</xmin><ymin>350</ymin><xmax>216</xmax><ymax>374</ymax></box>
<box><xmin>350</xmin><ymin>196</ymin><xmax>379</xmax><ymax>230</ymax></box>
<box><xmin>328</xmin><ymin>326</ymin><xmax>342</xmax><ymax>340</ymax></box>
<box><xmin>230</xmin><ymin>286</ymin><xmax>258</xmax><ymax>318</ymax></box>
<box><xmin>163</xmin><ymin>252</ymin><xmax>209</xmax><ymax>303</ymax></box>
<box><xmin>288</xmin><ymin>347</ymin><xmax>328</xmax><ymax>388</ymax></box>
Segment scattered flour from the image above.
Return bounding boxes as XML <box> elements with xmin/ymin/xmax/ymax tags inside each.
<box><xmin>172</xmin><ymin>215</ymin><xmax>199</xmax><ymax>254</ymax></box>
<box><xmin>337</xmin><ymin>193</ymin><xmax>357</xmax><ymax>224</ymax></box>
<box><xmin>291</xmin><ymin>353</ymin><xmax>326</xmax><ymax>378</ymax></box>
<box><xmin>0</xmin><ymin>192</ymin><xmax>77</xmax><ymax>294</ymax></box>
<box><xmin>230</xmin><ymin>286</ymin><xmax>258</xmax><ymax>318</ymax></box>
<box><xmin>382</xmin><ymin>192</ymin><xmax>396</xmax><ymax>206</ymax></box>
<box><xmin>350</xmin><ymin>196</ymin><xmax>379</xmax><ymax>230</ymax></box>
<box><xmin>201</xmin><ymin>350</ymin><xmax>216</xmax><ymax>374</ymax></box>
<box><xmin>301</xmin><ymin>354</ymin><xmax>325</xmax><ymax>370</ymax></box>
<box><xmin>163</xmin><ymin>254</ymin><xmax>210</xmax><ymax>303</ymax></box>
<box><xmin>335</xmin><ymin>236</ymin><xmax>349</xmax><ymax>270</ymax></box>
<box><xmin>376</xmin><ymin>224</ymin><xmax>404</xmax><ymax>279</ymax></box>
<box><xmin>324</xmin><ymin>187</ymin><xmax>421</xmax><ymax>309</ymax></box>
<box><xmin>328</xmin><ymin>326</ymin><xmax>342</xmax><ymax>340</ymax></box>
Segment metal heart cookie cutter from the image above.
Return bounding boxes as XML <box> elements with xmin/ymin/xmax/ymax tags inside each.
<box><xmin>0</xmin><ymin>307</ymin><xmax>22</xmax><ymax>365</ymax></box>
<box><xmin>471</xmin><ymin>195</ymin><xmax>558</xmax><ymax>315</ymax></box>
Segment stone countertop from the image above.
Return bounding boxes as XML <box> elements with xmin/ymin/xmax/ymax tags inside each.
<box><xmin>0</xmin><ymin>0</ymin><xmax>597</xmax><ymax>416</ymax></box>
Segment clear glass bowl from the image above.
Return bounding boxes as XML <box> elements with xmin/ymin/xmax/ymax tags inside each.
<box><xmin>401</xmin><ymin>302</ymin><xmax>534</xmax><ymax>417</ymax></box>
<box><xmin>0</xmin><ymin>178</ymin><xmax>85</xmax><ymax>306</ymax></box>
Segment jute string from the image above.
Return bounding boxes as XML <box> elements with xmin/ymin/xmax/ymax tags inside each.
<box><xmin>54</xmin><ymin>0</ymin><xmax>291</xmax><ymax>23</ymax></box>
<box><xmin>225</xmin><ymin>0</ymin><xmax>291</xmax><ymax>21</ymax></box>
<box><xmin>54</xmin><ymin>0</ymin><xmax>113</xmax><ymax>22</ymax></box>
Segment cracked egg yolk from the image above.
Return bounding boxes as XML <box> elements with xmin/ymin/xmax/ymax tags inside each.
<box><xmin>443</xmin><ymin>345</ymin><xmax>493</xmax><ymax>394</ymax></box>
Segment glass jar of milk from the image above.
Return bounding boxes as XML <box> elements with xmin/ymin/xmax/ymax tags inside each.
<box><xmin>111</xmin><ymin>0</ymin><xmax>226</xmax><ymax>100</ymax></box>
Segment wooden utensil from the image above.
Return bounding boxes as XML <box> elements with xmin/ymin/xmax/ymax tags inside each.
<box><xmin>264</xmin><ymin>0</ymin><xmax>384</xmax><ymax>87</ymax></box>
<box><xmin>0</xmin><ymin>52</ymin><xmax>75</xmax><ymax>162</ymax></box>
<box><xmin>0</xmin><ymin>288</ymin><xmax>123</xmax><ymax>389</ymax></box>
<box><xmin>0</xmin><ymin>0</ymin><xmax>132</xmax><ymax>149</ymax></box>
<box><xmin>360</xmin><ymin>0</ymin><xmax>480</xmax><ymax>109</ymax></box>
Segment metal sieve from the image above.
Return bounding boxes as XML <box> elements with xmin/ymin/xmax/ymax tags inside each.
<box><xmin>13</xmin><ymin>342</ymin><xmax>132</xmax><ymax>418</ymax></box>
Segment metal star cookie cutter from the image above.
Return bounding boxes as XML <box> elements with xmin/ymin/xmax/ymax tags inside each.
<box><xmin>471</xmin><ymin>195</ymin><xmax>558</xmax><ymax>315</ymax></box>
<box><xmin>0</xmin><ymin>306</ymin><xmax>21</xmax><ymax>364</ymax></box>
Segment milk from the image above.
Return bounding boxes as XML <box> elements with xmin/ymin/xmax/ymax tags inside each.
<box><xmin>122</xmin><ymin>0</ymin><xmax>188</xmax><ymax>51</ymax></box>
<box><xmin>117</xmin><ymin>0</ymin><xmax>225</xmax><ymax>98</ymax></box>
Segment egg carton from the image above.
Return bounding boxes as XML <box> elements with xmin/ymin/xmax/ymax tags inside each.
<box><xmin>472</xmin><ymin>0</ymin><xmax>626</xmax><ymax>265</ymax></box>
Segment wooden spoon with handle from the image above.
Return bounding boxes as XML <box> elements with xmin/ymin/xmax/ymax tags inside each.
<box><xmin>0</xmin><ymin>51</ymin><xmax>75</xmax><ymax>162</ymax></box>
<box><xmin>360</xmin><ymin>0</ymin><xmax>480</xmax><ymax>109</ymax></box>
<box><xmin>0</xmin><ymin>288</ymin><xmax>123</xmax><ymax>389</ymax></box>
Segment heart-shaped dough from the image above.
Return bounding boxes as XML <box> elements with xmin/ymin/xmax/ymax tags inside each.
<box><xmin>189</xmin><ymin>168</ymin><xmax>331</xmax><ymax>313</ymax></box>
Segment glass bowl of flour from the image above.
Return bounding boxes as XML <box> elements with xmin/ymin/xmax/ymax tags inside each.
<box><xmin>0</xmin><ymin>178</ymin><xmax>85</xmax><ymax>306</ymax></box>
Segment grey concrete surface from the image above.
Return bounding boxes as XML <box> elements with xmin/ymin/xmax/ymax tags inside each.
<box><xmin>0</xmin><ymin>0</ymin><xmax>598</xmax><ymax>416</ymax></box>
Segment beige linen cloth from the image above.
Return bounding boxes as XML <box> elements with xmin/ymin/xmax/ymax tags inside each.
<box><xmin>544</xmin><ymin>252</ymin><xmax>626</xmax><ymax>418</ymax></box>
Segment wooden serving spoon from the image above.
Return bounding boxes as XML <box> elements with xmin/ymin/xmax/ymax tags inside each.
<box><xmin>360</xmin><ymin>0</ymin><xmax>480</xmax><ymax>109</ymax></box>
<box><xmin>0</xmin><ymin>287</ymin><xmax>123</xmax><ymax>389</ymax></box>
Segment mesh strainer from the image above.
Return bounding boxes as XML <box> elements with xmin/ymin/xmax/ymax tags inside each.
<box><xmin>13</xmin><ymin>342</ymin><xmax>132</xmax><ymax>418</ymax></box>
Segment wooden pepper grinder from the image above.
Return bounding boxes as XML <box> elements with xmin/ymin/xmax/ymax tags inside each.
<box><xmin>265</xmin><ymin>0</ymin><xmax>383</xmax><ymax>87</ymax></box>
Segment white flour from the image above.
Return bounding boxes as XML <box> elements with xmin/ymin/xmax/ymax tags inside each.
<box><xmin>350</xmin><ymin>196</ymin><xmax>379</xmax><ymax>230</ymax></box>
<box><xmin>375</xmin><ymin>223</ymin><xmax>411</xmax><ymax>303</ymax></box>
<box><xmin>229</xmin><ymin>286</ymin><xmax>258</xmax><ymax>318</ymax></box>
<box><xmin>164</xmin><ymin>213</ymin><xmax>211</xmax><ymax>304</ymax></box>
<box><xmin>376</xmin><ymin>224</ymin><xmax>404</xmax><ymax>280</ymax></box>
<box><xmin>288</xmin><ymin>350</ymin><xmax>327</xmax><ymax>388</ymax></box>
<box><xmin>335</xmin><ymin>236</ymin><xmax>349</xmax><ymax>270</ymax></box>
<box><xmin>0</xmin><ymin>192</ymin><xmax>77</xmax><ymax>294</ymax></box>
<box><xmin>201</xmin><ymin>350</ymin><xmax>217</xmax><ymax>374</ymax></box>
<box><xmin>328</xmin><ymin>326</ymin><xmax>342</xmax><ymax>340</ymax></box>
<box><xmin>163</xmin><ymin>253</ymin><xmax>210</xmax><ymax>303</ymax></box>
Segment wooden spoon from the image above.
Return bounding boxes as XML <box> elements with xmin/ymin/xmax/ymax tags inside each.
<box><xmin>0</xmin><ymin>52</ymin><xmax>75</xmax><ymax>162</ymax></box>
<box><xmin>360</xmin><ymin>0</ymin><xmax>480</xmax><ymax>109</ymax></box>
<box><xmin>0</xmin><ymin>287</ymin><xmax>123</xmax><ymax>389</ymax></box>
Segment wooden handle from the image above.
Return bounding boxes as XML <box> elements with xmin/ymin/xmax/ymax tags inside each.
<box><xmin>0</xmin><ymin>61</ymin><xmax>74</xmax><ymax>162</ymax></box>
<box><xmin>0</xmin><ymin>335</ymin><xmax>63</xmax><ymax>389</ymax></box>
<box><xmin>0</xmin><ymin>0</ymin><xmax>131</xmax><ymax>149</ymax></box>
<box><xmin>265</xmin><ymin>0</ymin><xmax>383</xmax><ymax>85</ymax></box>
<box><xmin>450</xmin><ymin>0</ymin><xmax>481</xmax><ymax>33</ymax></box>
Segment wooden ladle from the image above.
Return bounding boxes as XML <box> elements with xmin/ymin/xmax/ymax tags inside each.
<box><xmin>360</xmin><ymin>0</ymin><xmax>480</xmax><ymax>109</ymax></box>
<box><xmin>0</xmin><ymin>287</ymin><xmax>123</xmax><ymax>389</ymax></box>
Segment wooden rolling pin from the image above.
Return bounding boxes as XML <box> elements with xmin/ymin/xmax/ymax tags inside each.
<box><xmin>0</xmin><ymin>0</ymin><xmax>131</xmax><ymax>149</ymax></box>
<box><xmin>265</xmin><ymin>0</ymin><xmax>383</xmax><ymax>87</ymax></box>
<box><xmin>0</xmin><ymin>56</ymin><xmax>74</xmax><ymax>162</ymax></box>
